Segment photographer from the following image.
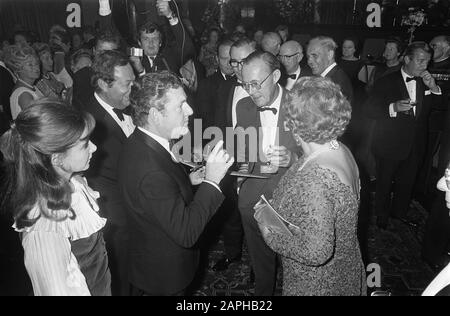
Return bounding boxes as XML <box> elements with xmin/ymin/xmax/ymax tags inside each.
<box><xmin>129</xmin><ymin>0</ymin><xmax>195</xmax><ymax>77</ymax></box>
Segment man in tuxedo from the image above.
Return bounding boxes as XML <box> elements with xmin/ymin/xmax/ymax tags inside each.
<box><xmin>195</xmin><ymin>39</ymin><xmax>245</xmax><ymax>272</ymax></box>
<box><xmin>364</xmin><ymin>42</ymin><xmax>443</xmax><ymax>230</ymax></box>
<box><xmin>72</xmin><ymin>29</ymin><xmax>121</xmax><ymax>109</ymax></box>
<box><xmin>129</xmin><ymin>0</ymin><xmax>194</xmax><ymax>77</ymax></box>
<box><xmin>118</xmin><ymin>72</ymin><xmax>233</xmax><ymax>296</ymax></box>
<box><xmin>278</xmin><ymin>40</ymin><xmax>312</xmax><ymax>91</ymax></box>
<box><xmin>307</xmin><ymin>36</ymin><xmax>353</xmax><ymax>103</ymax></box>
<box><xmin>82</xmin><ymin>50</ymin><xmax>136</xmax><ymax>295</ymax></box>
<box><xmin>236</xmin><ymin>51</ymin><xmax>299</xmax><ymax>295</ymax></box>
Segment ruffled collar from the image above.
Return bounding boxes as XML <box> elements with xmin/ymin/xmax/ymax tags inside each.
<box><xmin>14</xmin><ymin>176</ymin><xmax>107</xmax><ymax>241</ymax></box>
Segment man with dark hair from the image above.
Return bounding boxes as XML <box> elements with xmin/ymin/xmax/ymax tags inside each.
<box><xmin>307</xmin><ymin>36</ymin><xmax>353</xmax><ymax>103</ymax></box>
<box><xmin>118</xmin><ymin>72</ymin><xmax>233</xmax><ymax>295</ymax></box>
<box><xmin>129</xmin><ymin>0</ymin><xmax>194</xmax><ymax>76</ymax></box>
<box><xmin>82</xmin><ymin>50</ymin><xmax>136</xmax><ymax>296</ymax></box>
<box><xmin>236</xmin><ymin>50</ymin><xmax>299</xmax><ymax>295</ymax></box>
<box><xmin>364</xmin><ymin>42</ymin><xmax>443</xmax><ymax>230</ymax></box>
<box><xmin>72</xmin><ymin>29</ymin><xmax>122</xmax><ymax>109</ymax></box>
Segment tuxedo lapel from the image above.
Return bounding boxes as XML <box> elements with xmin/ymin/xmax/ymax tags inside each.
<box><xmin>135</xmin><ymin>129</ymin><xmax>193</xmax><ymax>202</ymax></box>
<box><xmin>396</xmin><ymin>72</ymin><xmax>410</xmax><ymax>101</ymax></box>
<box><xmin>415</xmin><ymin>79</ymin><xmax>425</xmax><ymax>119</ymax></box>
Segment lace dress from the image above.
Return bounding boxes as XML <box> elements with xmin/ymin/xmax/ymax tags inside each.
<box><xmin>264</xmin><ymin>157</ymin><xmax>367</xmax><ymax>296</ymax></box>
<box><xmin>14</xmin><ymin>176</ymin><xmax>111</xmax><ymax>296</ymax></box>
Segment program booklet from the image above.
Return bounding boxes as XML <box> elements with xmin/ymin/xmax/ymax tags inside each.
<box><xmin>253</xmin><ymin>195</ymin><xmax>300</xmax><ymax>236</ymax></box>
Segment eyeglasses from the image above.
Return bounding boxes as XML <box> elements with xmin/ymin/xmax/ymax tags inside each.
<box><xmin>277</xmin><ymin>52</ymin><xmax>300</xmax><ymax>60</ymax></box>
<box><xmin>229</xmin><ymin>59</ymin><xmax>245</xmax><ymax>68</ymax></box>
<box><xmin>241</xmin><ymin>71</ymin><xmax>274</xmax><ymax>92</ymax></box>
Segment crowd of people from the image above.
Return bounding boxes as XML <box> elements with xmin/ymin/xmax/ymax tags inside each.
<box><xmin>0</xmin><ymin>0</ymin><xmax>449</xmax><ymax>297</ymax></box>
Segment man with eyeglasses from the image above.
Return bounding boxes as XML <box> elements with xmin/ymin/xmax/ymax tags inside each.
<box><xmin>278</xmin><ymin>41</ymin><xmax>312</xmax><ymax>91</ymax></box>
<box><xmin>236</xmin><ymin>51</ymin><xmax>300</xmax><ymax>296</ymax></box>
<box><xmin>227</xmin><ymin>38</ymin><xmax>257</xmax><ymax>128</ymax></box>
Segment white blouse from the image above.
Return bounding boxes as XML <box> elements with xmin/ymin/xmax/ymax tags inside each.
<box><xmin>14</xmin><ymin>176</ymin><xmax>106</xmax><ymax>296</ymax></box>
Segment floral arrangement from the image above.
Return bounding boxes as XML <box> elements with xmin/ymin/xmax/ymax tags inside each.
<box><xmin>401</xmin><ymin>8</ymin><xmax>427</xmax><ymax>43</ymax></box>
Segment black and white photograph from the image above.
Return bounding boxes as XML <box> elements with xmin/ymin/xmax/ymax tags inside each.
<box><xmin>0</xmin><ymin>0</ymin><xmax>449</xmax><ymax>298</ymax></box>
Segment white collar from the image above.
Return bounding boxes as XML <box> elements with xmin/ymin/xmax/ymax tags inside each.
<box><xmin>401</xmin><ymin>67</ymin><xmax>415</xmax><ymax>83</ymax></box>
<box><xmin>137</xmin><ymin>127</ymin><xmax>177</xmax><ymax>161</ymax></box>
<box><xmin>321</xmin><ymin>62</ymin><xmax>337</xmax><ymax>77</ymax></box>
<box><xmin>94</xmin><ymin>92</ymin><xmax>116</xmax><ymax>111</ymax></box>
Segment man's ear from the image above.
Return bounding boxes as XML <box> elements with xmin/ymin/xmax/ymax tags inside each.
<box><xmin>98</xmin><ymin>78</ymin><xmax>109</xmax><ymax>92</ymax></box>
<box><xmin>149</xmin><ymin>107</ymin><xmax>161</xmax><ymax>124</ymax></box>
<box><xmin>404</xmin><ymin>55</ymin><xmax>411</xmax><ymax>65</ymax></box>
<box><xmin>273</xmin><ymin>69</ymin><xmax>281</xmax><ymax>84</ymax></box>
<box><xmin>328</xmin><ymin>50</ymin><xmax>335</xmax><ymax>62</ymax></box>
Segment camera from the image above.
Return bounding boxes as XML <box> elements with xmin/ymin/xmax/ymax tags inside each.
<box><xmin>128</xmin><ymin>47</ymin><xmax>143</xmax><ymax>57</ymax></box>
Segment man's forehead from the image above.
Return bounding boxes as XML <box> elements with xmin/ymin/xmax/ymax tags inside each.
<box><xmin>281</xmin><ymin>44</ymin><xmax>301</xmax><ymax>55</ymax></box>
<box><xmin>412</xmin><ymin>49</ymin><xmax>431</xmax><ymax>59</ymax></box>
<box><xmin>141</xmin><ymin>31</ymin><xmax>160</xmax><ymax>39</ymax></box>
<box><xmin>114</xmin><ymin>64</ymin><xmax>134</xmax><ymax>79</ymax></box>
<box><xmin>243</xmin><ymin>60</ymin><xmax>269</xmax><ymax>77</ymax></box>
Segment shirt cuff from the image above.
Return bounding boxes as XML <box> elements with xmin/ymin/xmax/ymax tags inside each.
<box><xmin>168</xmin><ymin>17</ymin><xmax>179</xmax><ymax>26</ymax></box>
<box><xmin>389</xmin><ymin>103</ymin><xmax>397</xmax><ymax>118</ymax></box>
<box><xmin>431</xmin><ymin>86</ymin><xmax>442</xmax><ymax>95</ymax></box>
<box><xmin>203</xmin><ymin>180</ymin><xmax>222</xmax><ymax>193</ymax></box>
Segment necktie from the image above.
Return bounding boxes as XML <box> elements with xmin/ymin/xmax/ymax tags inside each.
<box><xmin>287</xmin><ymin>74</ymin><xmax>297</xmax><ymax>80</ymax></box>
<box><xmin>113</xmin><ymin>108</ymin><xmax>126</xmax><ymax>121</ymax></box>
<box><xmin>257</xmin><ymin>107</ymin><xmax>278</xmax><ymax>115</ymax></box>
<box><xmin>406</xmin><ymin>76</ymin><xmax>419</xmax><ymax>83</ymax></box>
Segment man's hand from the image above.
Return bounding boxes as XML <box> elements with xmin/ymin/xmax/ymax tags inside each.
<box><xmin>129</xmin><ymin>56</ymin><xmax>144</xmax><ymax>74</ymax></box>
<box><xmin>156</xmin><ymin>0</ymin><xmax>173</xmax><ymax>18</ymax></box>
<box><xmin>437</xmin><ymin>176</ymin><xmax>450</xmax><ymax>210</ymax></box>
<box><xmin>421</xmin><ymin>70</ymin><xmax>440</xmax><ymax>93</ymax></box>
<box><xmin>205</xmin><ymin>140</ymin><xmax>234</xmax><ymax>185</ymax></box>
<box><xmin>393</xmin><ymin>99</ymin><xmax>414</xmax><ymax>113</ymax></box>
<box><xmin>267</xmin><ymin>145</ymin><xmax>292</xmax><ymax>168</ymax></box>
<box><xmin>189</xmin><ymin>167</ymin><xmax>205</xmax><ymax>186</ymax></box>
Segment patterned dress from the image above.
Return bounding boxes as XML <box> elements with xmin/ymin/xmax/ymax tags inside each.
<box><xmin>264</xmin><ymin>157</ymin><xmax>367</xmax><ymax>296</ymax></box>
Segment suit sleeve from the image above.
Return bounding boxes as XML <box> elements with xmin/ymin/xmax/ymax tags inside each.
<box><xmin>165</xmin><ymin>21</ymin><xmax>196</xmax><ymax>71</ymax></box>
<box><xmin>363</xmin><ymin>79</ymin><xmax>391</xmax><ymax>120</ymax></box>
<box><xmin>138</xmin><ymin>170</ymin><xmax>224</xmax><ymax>248</ymax></box>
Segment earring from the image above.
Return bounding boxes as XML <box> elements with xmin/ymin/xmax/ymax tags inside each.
<box><xmin>329</xmin><ymin>139</ymin><xmax>340</xmax><ymax>150</ymax></box>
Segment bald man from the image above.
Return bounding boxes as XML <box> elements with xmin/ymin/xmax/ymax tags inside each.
<box><xmin>261</xmin><ymin>32</ymin><xmax>282</xmax><ymax>56</ymax></box>
<box><xmin>278</xmin><ymin>41</ymin><xmax>312</xmax><ymax>91</ymax></box>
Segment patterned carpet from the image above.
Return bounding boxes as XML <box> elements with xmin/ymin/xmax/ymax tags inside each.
<box><xmin>0</xmin><ymin>198</ymin><xmax>442</xmax><ymax>296</ymax></box>
<box><xmin>191</xmin><ymin>198</ymin><xmax>438</xmax><ymax>297</ymax></box>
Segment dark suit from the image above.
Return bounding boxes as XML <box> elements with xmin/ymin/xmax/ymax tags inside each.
<box><xmin>0</xmin><ymin>64</ymin><xmax>15</xmax><ymax>125</ymax></box>
<box><xmin>325</xmin><ymin>64</ymin><xmax>354</xmax><ymax>103</ymax></box>
<box><xmin>141</xmin><ymin>21</ymin><xmax>195</xmax><ymax>75</ymax></box>
<box><xmin>279</xmin><ymin>65</ymin><xmax>312</xmax><ymax>89</ymax></box>
<box><xmin>72</xmin><ymin>67</ymin><xmax>94</xmax><ymax>110</ymax></box>
<box><xmin>82</xmin><ymin>94</ymin><xmax>131</xmax><ymax>296</ymax></box>
<box><xmin>364</xmin><ymin>70</ymin><xmax>443</xmax><ymax>220</ymax></box>
<box><xmin>236</xmin><ymin>89</ymin><xmax>300</xmax><ymax>296</ymax></box>
<box><xmin>118</xmin><ymin>129</ymin><xmax>224</xmax><ymax>295</ymax></box>
<box><xmin>196</xmin><ymin>72</ymin><xmax>244</xmax><ymax>261</ymax></box>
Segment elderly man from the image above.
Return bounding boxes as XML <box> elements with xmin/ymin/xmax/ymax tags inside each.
<box><xmin>236</xmin><ymin>51</ymin><xmax>300</xmax><ymax>296</ymax></box>
<box><xmin>422</xmin><ymin>36</ymin><xmax>450</xmax><ymax>271</ymax></box>
<box><xmin>307</xmin><ymin>36</ymin><xmax>353</xmax><ymax>102</ymax></box>
<box><xmin>261</xmin><ymin>32</ymin><xmax>282</xmax><ymax>57</ymax></box>
<box><xmin>118</xmin><ymin>72</ymin><xmax>233</xmax><ymax>296</ymax></box>
<box><xmin>364</xmin><ymin>42</ymin><xmax>443</xmax><ymax>231</ymax></box>
<box><xmin>278</xmin><ymin>40</ymin><xmax>312</xmax><ymax>91</ymax></box>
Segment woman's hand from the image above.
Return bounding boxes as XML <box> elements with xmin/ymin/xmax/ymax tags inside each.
<box><xmin>437</xmin><ymin>176</ymin><xmax>450</xmax><ymax>210</ymax></box>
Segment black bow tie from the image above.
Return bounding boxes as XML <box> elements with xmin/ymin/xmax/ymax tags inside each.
<box><xmin>406</xmin><ymin>76</ymin><xmax>420</xmax><ymax>83</ymax></box>
<box><xmin>113</xmin><ymin>107</ymin><xmax>131</xmax><ymax>122</ymax></box>
<box><xmin>257</xmin><ymin>107</ymin><xmax>278</xmax><ymax>115</ymax></box>
<box><xmin>287</xmin><ymin>74</ymin><xmax>297</xmax><ymax>80</ymax></box>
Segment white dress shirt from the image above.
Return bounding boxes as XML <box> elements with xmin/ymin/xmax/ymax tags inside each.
<box><xmin>260</xmin><ymin>85</ymin><xmax>282</xmax><ymax>155</ymax></box>
<box><xmin>94</xmin><ymin>93</ymin><xmax>135</xmax><ymax>137</ymax></box>
<box><xmin>232</xmin><ymin>83</ymin><xmax>250</xmax><ymax>128</ymax></box>
<box><xmin>389</xmin><ymin>68</ymin><xmax>442</xmax><ymax>117</ymax></box>
<box><xmin>138</xmin><ymin>127</ymin><xmax>222</xmax><ymax>193</ymax></box>
<box><xmin>286</xmin><ymin>66</ymin><xmax>302</xmax><ymax>91</ymax></box>
<box><xmin>321</xmin><ymin>62</ymin><xmax>337</xmax><ymax>78</ymax></box>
